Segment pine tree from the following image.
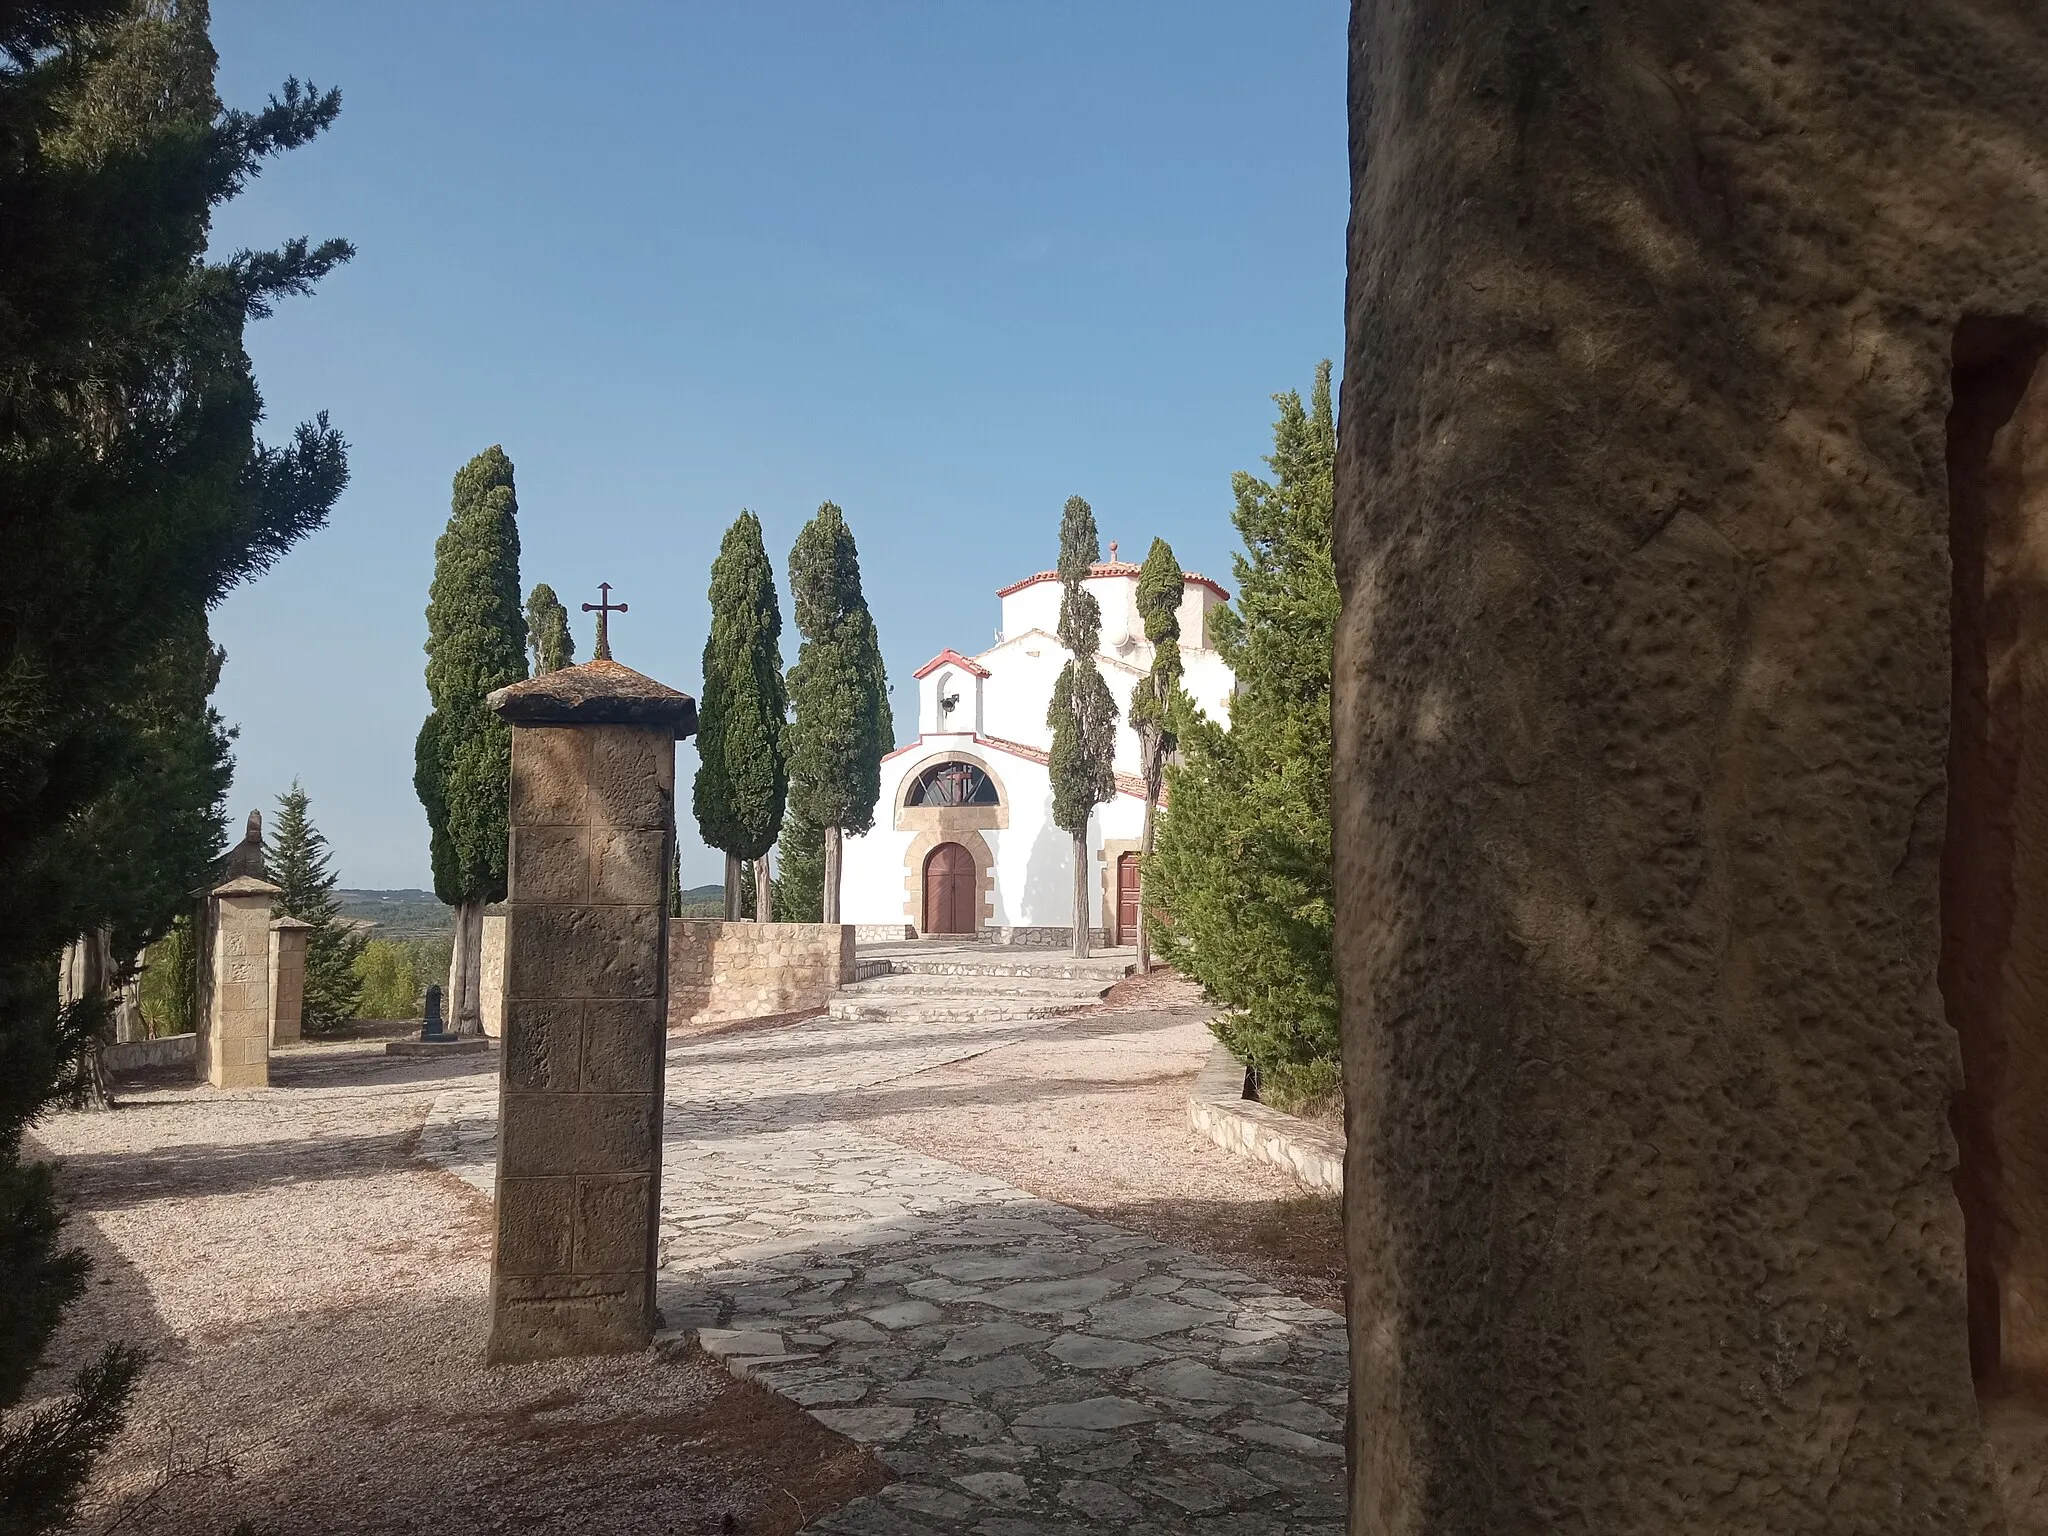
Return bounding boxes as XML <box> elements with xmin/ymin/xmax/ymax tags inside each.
<box><xmin>784</xmin><ymin>502</ymin><xmax>892</xmax><ymax>923</ymax></box>
<box><xmin>525</xmin><ymin>583</ymin><xmax>575</xmax><ymax>675</ymax></box>
<box><xmin>1131</xmin><ymin>539</ymin><xmax>1185</xmax><ymax>974</ymax></box>
<box><xmin>0</xmin><ymin>4</ymin><xmax>348</xmax><ymax>1527</ymax></box>
<box><xmin>1149</xmin><ymin>363</ymin><xmax>1338</xmax><ymax>1111</ymax></box>
<box><xmin>1045</xmin><ymin>497</ymin><xmax>1119</xmax><ymax>957</ymax></box>
<box><xmin>266</xmin><ymin>781</ymin><xmax>365</xmax><ymax>1031</ymax></box>
<box><xmin>693</xmin><ymin>513</ymin><xmax>787</xmax><ymax>923</ymax></box>
<box><xmin>415</xmin><ymin>447</ymin><xmax>527</xmax><ymax>1032</ymax></box>
<box><xmin>772</xmin><ymin>801</ymin><xmax>826</xmax><ymax>923</ymax></box>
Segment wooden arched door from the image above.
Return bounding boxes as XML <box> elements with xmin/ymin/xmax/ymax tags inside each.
<box><xmin>1116</xmin><ymin>852</ymin><xmax>1141</xmax><ymax>945</ymax></box>
<box><xmin>923</xmin><ymin>842</ymin><xmax>977</xmax><ymax>934</ymax></box>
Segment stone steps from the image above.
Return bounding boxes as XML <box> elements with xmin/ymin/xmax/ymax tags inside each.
<box><xmin>876</xmin><ymin>955</ymin><xmax>1131</xmax><ymax>982</ymax></box>
<box><xmin>838</xmin><ymin>973</ymin><xmax>1107</xmax><ymax>1000</ymax></box>
<box><xmin>825</xmin><ymin>997</ymin><xmax>1089</xmax><ymax>1023</ymax></box>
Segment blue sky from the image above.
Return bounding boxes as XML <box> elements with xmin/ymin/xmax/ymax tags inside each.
<box><xmin>206</xmin><ymin>2</ymin><xmax>1348</xmax><ymax>888</ymax></box>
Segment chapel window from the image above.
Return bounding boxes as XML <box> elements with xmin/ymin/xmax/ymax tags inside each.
<box><xmin>908</xmin><ymin>761</ymin><xmax>999</xmax><ymax>807</ymax></box>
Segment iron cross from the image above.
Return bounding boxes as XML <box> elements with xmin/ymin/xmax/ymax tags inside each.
<box><xmin>582</xmin><ymin>582</ymin><xmax>628</xmax><ymax>661</ymax></box>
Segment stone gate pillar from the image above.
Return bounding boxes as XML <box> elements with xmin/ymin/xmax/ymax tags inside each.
<box><xmin>201</xmin><ymin>874</ymin><xmax>280</xmax><ymax>1089</ymax></box>
<box><xmin>484</xmin><ymin>657</ymin><xmax>696</xmax><ymax>1364</ymax></box>
<box><xmin>268</xmin><ymin>916</ymin><xmax>313</xmax><ymax>1047</ymax></box>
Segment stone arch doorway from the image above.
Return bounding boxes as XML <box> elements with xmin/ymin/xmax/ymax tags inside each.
<box><xmin>1944</xmin><ymin>316</ymin><xmax>2048</xmax><ymax>1398</ymax></box>
<box><xmin>924</xmin><ymin>842</ymin><xmax>978</xmax><ymax>935</ymax></box>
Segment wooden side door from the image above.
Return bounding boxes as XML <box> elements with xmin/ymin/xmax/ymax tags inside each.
<box><xmin>924</xmin><ymin>842</ymin><xmax>976</xmax><ymax>934</ymax></box>
<box><xmin>1116</xmin><ymin>852</ymin><xmax>1141</xmax><ymax>945</ymax></box>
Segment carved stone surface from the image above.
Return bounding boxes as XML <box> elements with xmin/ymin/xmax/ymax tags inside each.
<box><xmin>1336</xmin><ymin>2</ymin><xmax>2048</xmax><ymax>1526</ymax></box>
<box><xmin>203</xmin><ymin>876</ymin><xmax>279</xmax><ymax>1090</ymax></box>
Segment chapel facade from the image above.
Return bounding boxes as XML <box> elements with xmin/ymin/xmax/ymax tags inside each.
<box><xmin>840</xmin><ymin>553</ymin><xmax>1232</xmax><ymax>942</ymax></box>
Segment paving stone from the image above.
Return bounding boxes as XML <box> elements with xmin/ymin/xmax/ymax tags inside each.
<box><xmin>960</xmin><ymin>1444</ymin><xmax>1038</xmax><ymax>1465</ymax></box>
<box><xmin>929</xmin><ymin>1250</ymin><xmax>1104</xmax><ymax>1282</ymax></box>
<box><xmin>1154</xmin><ymin>1423</ymin><xmax>1234</xmax><ymax>1456</ymax></box>
<box><xmin>952</xmin><ymin>1471</ymin><xmax>1029</xmax><ymax>1505</ymax></box>
<box><xmin>940</xmin><ymin>1322</ymin><xmax>1051</xmax><ymax>1361</ymax></box>
<box><xmin>1046</xmin><ymin>1334</ymin><xmax>1163</xmax><ymax>1371</ymax></box>
<box><xmin>885</xmin><ymin>1485</ymin><xmax>983</xmax><ymax>1521</ymax></box>
<box><xmin>1257</xmin><ymin>1397</ymin><xmax>1343</xmax><ymax>1436</ymax></box>
<box><xmin>1013</xmin><ymin>1396</ymin><xmax>1159</xmax><ymax>1431</ymax></box>
<box><xmin>821</xmin><ymin>1318</ymin><xmax>890</xmax><ymax>1344</ymax></box>
<box><xmin>1053</xmin><ymin>1441</ymin><xmax>1140</xmax><ymax>1473</ymax></box>
<box><xmin>1058</xmin><ymin>1479</ymin><xmax>1142</xmax><ymax>1520</ymax></box>
<box><xmin>982</xmin><ymin>1276</ymin><xmax>1122</xmax><ymax>1313</ymax></box>
<box><xmin>868</xmin><ymin>1300</ymin><xmax>947</xmax><ymax>1330</ymax></box>
<box><xmin>1229</xmin><ymin>1421</ymin><xmax>1344</xmax><ymax>1459</ymax></box>
<box><xmin>1086</xmin><ymin>1296</ymin><xmax>1226</xmax><ymax>1340</ymax></box>
<box><xmin>784</xmin><ymin>1377</ymin><xmax>872</xmax><ymax>1406</ymax></box>
<box><xmin>1130</xmin><ymin>1359</ymin><xmax>1299</xmax><ymax>1407</ymax></box>
<box><xmin>1243</xmin><ymin>1453</ymin><xmax>1331</xmax><ymax>1493</ymax></box>
<box><xmin>937</xmin><ymin>1356</ymin><xmax>1043</xmax><ymax>1392</ymax></box>
<box><xmin>937</xmin><ymin>1407</ymin><xmax>1004</xmax><ymax>1442</ymax></box>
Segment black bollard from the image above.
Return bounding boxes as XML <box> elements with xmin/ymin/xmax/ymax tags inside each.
<box><xmin>421</xmin><ymin>982</ymin><xmax>453</xmax><ymax>1042</ymax></box>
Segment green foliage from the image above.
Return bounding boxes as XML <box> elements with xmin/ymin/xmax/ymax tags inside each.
<box><xmin>772</xmin><ymin>801</ymin><xmax>825</xmax><ymax>923</ymax></box>
<box><xmin>415</xmin><ymin>448</ymin><xmax>527</xmax><ymax>907</ymax></box>
<box><xmin>0</xmin><ymin>1342</ymin><xmax>147</xmax><ymax>1536</ymax></box>
<box><xmin>137</xmin><ymin>917</ymin><xmax>196</xmax><ymax>1037</ymax></box>
<box><xmin>525</xmin><ymin>583</ymin><xmax>574</xmax><ymax>675</ymax></box>
<box><xmin>1045</xmin><ymin>497</ymin><xmax>1118</xmax><ymax>837</ymax></box>
<box><xmin>784</xmin><ymin>503</ymin><xmax>892</xmax><ymax>838</ymax></box>
<box><xmin>0</xmin><ymin>5</ymin><xmax>350</xmax><ymax>1526</ymax></box>
<box><xmin>693</xmin><ymin>513</ymin><xmax>787</xmax><ymax>862</ymax></box>
<box><xmin>267</xmin><ymin>782</ymin><xmax>365</xmax><ymax>1031</ymax></box>
<box><xmin>1131</xmin><ymin>537</ymin><xmax>1185</xmax><ymax>785</ymax></box>
<box><xmin>1150</xmin><ymin>363</ymin><xmax>1338</xmax><ymax>1112</ymax></box>
<box><xmin>353</xmin><ymin>940</ymin><xmax>417</xmax><ymax>1020</ymax></box>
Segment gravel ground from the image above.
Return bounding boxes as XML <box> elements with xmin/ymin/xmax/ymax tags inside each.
<box><xmin>834</xmin><ymin>972</ymin><xmax>1347</xmax><ymax>1309</ymax></box>
<box><xmin>25</xmin><ymin>1042</ymin><xmax>881</xmax><ymax>1536</ymax></box>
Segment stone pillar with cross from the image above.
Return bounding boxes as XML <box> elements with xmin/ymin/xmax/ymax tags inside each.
<box><xmin>483</xmin><ymin>599</ymin><xmax>696</xmax><ymax>1363</ymax></box>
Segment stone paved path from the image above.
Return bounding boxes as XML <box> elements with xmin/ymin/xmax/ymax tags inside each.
<box><xmin>421</xmin><ymin>989</ymin><xmax>1348</xmax><ymax>1535</ymax></box>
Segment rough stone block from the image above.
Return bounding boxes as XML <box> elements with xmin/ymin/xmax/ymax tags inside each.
<box><xmin>488</xmin><ymin>1272</ymin><xmax>651</xmax><ymax>1364</ymax></box>
<box><xmin>504</xmin><ymin>1001</ymin><xmax>582</xmax><ymax>1092</ymax></box>
<box><xmin>507</xmin><ymin>905</ymin><xmax>662</xmax><ymax>1000</ymax></box>
<box><xmin>499</xmin><ymin>1092</ymin><xmax>658</xmax><ymax>1177</ymax></box>
<box><xmin>588</xmin><ymin>726</ymin><xmax>672</xmax><ymax>829</ymax></box>
<box><xmin>496</xmin><ymin>1176</ymin><xmax>575</xmax><ymax>1275</ymax></box>
<box><xmin>510</xmin><ymin>824</ymin><xmax>589</xmax><ymax>903</ymax></box>
<box><xmin>592</xmin><ymin>829</ymin><xmax>669</xmax><ymax>905</ymax></box>
<box><xmin>578</xmin><ymin>1000</ymin><xmax>663</xmax><ymax>1094</ymax></box>
<box><xmin>573</xmin><ymin>1174</ymin><xmax>653</xmax><ymax>1272</ymax></box>
<box><xmin>509</xmin><ymin>727</ymin><xmax>590</xmax><ymax>825</ymax></box>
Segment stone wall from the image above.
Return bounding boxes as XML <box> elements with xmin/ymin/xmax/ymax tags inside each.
<box><xmin>1335</xmin><ymin>1</ymin><xmax>2048</xmax><ymax>1526</ymax></box>
<box><xmin>668</xmin><ymin>921</ymin><xmax>855</xmax><ymax>1028</ymax></box>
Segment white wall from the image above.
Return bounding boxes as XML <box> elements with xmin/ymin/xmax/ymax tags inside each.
<box><xmin>840</xmin><ymin>733</ymin><xmax>1146</xmax><ymax>932</ymax></box>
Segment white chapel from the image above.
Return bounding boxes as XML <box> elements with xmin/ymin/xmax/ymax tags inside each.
<box><xmin>840</xmin><ymin>550</ymin><xmax>1234</xmax><ymax>943</ymax></box>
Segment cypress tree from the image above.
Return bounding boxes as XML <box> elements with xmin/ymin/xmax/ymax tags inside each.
<box><xmin>0</xmin><ymin>4</ymin><xmax>349</xmax><ymax>1525</ymax></box>
<box><xmin>1130</xmin><ymin>539</ymin><xmax>1185</xmax><ymax>974</ymax></box>
<box><xmin>1149</xmin><ymin>363</ymin><xmax>1338</xmax><ymax>1111</ymax></box>
<box><xmin>1045</xmin><ymin>496</ymin><xmax>1119</xmax><ymax>957</ymax></box>
<box><xmin>267</xmin><ymin>781</ymin><xmax>365</xmax><ymax>1032</ymax></box>
<box><xmin>784</xmin><ymin>502</ymin><xmax>892</xmax><ymax>923</ymax></box>
<box><xmin>414</xmin><ymin>447</ymin><xmax>527</xmax><ymax>1032</ymax></box>
<box><xmin>692</xmin><ymin>513</ymin><xmax>786</xmax><ymax>922</ymax></box>
<box><xmin>772</xmin><ymin>800</ymin><xmax>826</xmax><ymax>923</ymax></box>
<box><xmin>525</xmin><ymin>583</ymin><xmax>575</xmax><ymax>675</ymax></box>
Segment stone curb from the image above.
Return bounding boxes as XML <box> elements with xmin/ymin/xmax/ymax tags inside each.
<box><xmin>1187</xmin><ymin>1043</ymin><xmax>1344</xmax><ymax>1197</ymax></box>
<box><xmin>104</xmin><ymin>1033</ymin><xmax>197</xmax><ymax>1072</ymax></box>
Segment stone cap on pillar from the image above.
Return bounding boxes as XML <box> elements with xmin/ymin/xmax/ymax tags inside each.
<box><xmin>487</xmin><ymin>657</ymin><xmax>698</xmax><ymax>739</ymax></box>
<box><xmin>211</xmin><ymin>874</ymin><xmax>282</xmax><ymax>900</ymax></box>
<box><xmin>268</xmin><ymin>915</ymin><xmax>315</xmax><ymax>932</ymax></box>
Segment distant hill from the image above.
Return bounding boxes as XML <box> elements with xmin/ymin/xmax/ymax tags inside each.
<box><xmin>338</xmin><ymin>884</ymin><xmax>730</xmax><ymax>936</ymax></box>
<box><xmin>335</xmin><ymin>889</ymin><xmax>453</xmax><ymax>941</ymax></box>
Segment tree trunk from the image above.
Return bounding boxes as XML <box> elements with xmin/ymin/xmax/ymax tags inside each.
<box><xmin>725</xmin><ymin>852</ymin><xmax>742</xmax><ymax>920</ymax></box>
<box><xmin>823</xmin><ymin>825</ymin><xmax>843</xmax><ymax>924</ymax></box>
<box><xmin>756</xmin><ymin>854</ymin><xmax>773</xmax><ymax>923</ymax></box>
<box><xmin>461</xmin><ymin>903</ymin><xmax>486</xmax><ymax>1035</ymax></box>
<box><xmin>448</xmin><ymin>901</ymin><xmax>482</xmax><ymax>1035</ymax></box>
<box><xmin>1137</xmin><ymin>792</ymin><xmax>1158</xmax><ymax>973</ymax></box>
<box><xmin>65</xmin><ymin>928</ymin><xmax>114</xmax><ymax>1111</ymax></box>
<box><xmin>1071</xmin><ymin>831</ymin><xmax>1091</xmax><ymax>958</ymax></box>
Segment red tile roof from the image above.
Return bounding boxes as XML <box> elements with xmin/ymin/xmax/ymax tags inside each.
<box><xmin>912</xmin><ymin>648</ymin><xmax>991</xmax><ymax>680</ymax></box>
